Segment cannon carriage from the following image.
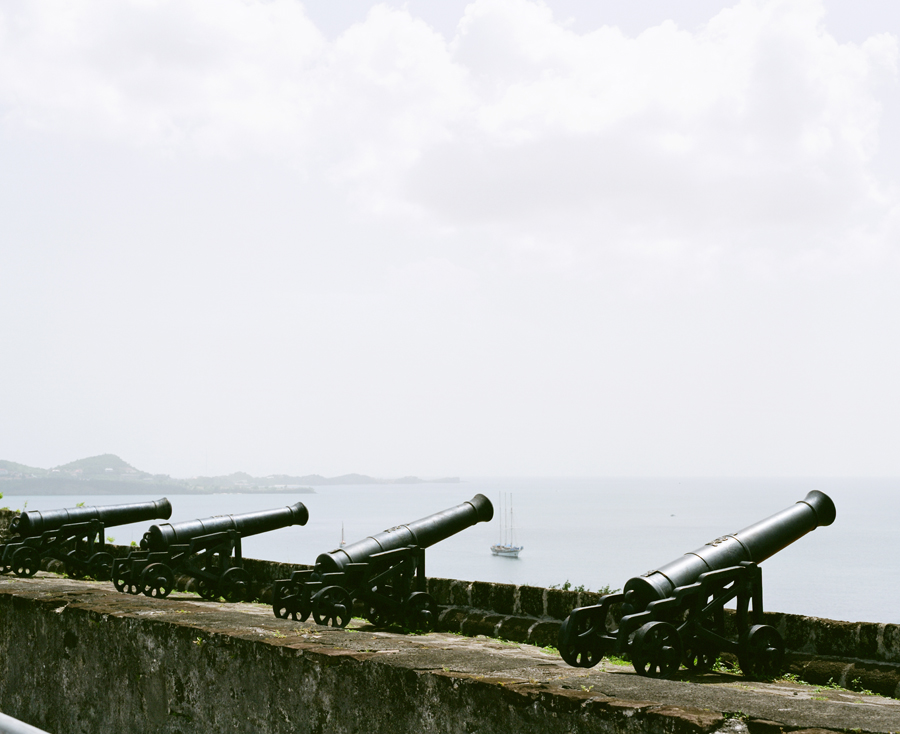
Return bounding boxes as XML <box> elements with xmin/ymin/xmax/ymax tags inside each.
<box><xmin>0</xmin><ymin>499</ymin><xmax>172</xmax><ymax>580</ymax></box>
<box><xmin>272</xmin><ymin>494</ymin><xmax>493</xmax><ymax>631</ymax></box>
<box><xmin>111</xmin><ymin>502</ymin><xmax>308</xmax><ymax>601</ymax></box>
<box><xmin>558</xmin><ymin>491</ymin><xmax>836</xmax><ymax>679</ymax></box>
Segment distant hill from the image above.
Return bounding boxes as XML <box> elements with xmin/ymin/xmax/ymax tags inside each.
<box><xmin>53</xmin><ymin>454</ymin><xmax>150</xmax><ymax>479</ymax></box>
<box><xmin>0</xmin><ymin>460</ymin><xmax>48</xmax><ymax>477</ymax></box>
<box><xmin>0</xmin><ymin>455</ymin><xmax>459</xmax><ymax>495</ymax></box>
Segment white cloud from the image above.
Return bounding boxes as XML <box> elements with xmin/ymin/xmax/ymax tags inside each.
<box><xmin>3</xmin><ymin>0</ymin><xmax>895</xmax><ymax>257</ymax></box>
<box><xmin>404</xmin><ymin>0</ymin><xmax>899</xmax><ymax>267</ymax></box>
<box><xmin>0</xmin><ymin>0</ymin><xmax>327</xmax><ymax>153</ymax></box>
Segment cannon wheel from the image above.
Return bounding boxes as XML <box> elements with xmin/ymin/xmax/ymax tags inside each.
<box><xmin>404</xmin><ymin>592</ymin><xmax>437</xmax><ymax>632</ymax></box>
<box><xmin>142</xmin><ymin>563</ymin><xmax>174</xmax><ymax>599</ymax></box>
<box><xmin>631</xmin><ymin>622</ymin><xmax>682</xmax><ymax>678</ymax></box>
<box><xmin>12</xmin><ymin>547</ymin><xmax>40</xmax><ymax>578</ymax></box>
<box><xmin>739</xmin><ymin>624</ymin><xmax>784</xmax><ymax>679</ymax></box>
<box><xmin>88</xmin><ymin>552</ymin><xmax>114</xmax><ymax>582</ymax></box>
<box><xmin>367</xmin><ymin>603</ymin><xmax>391</xmax><ymax>627</ymax></box>
<box><xmin>221</xmin><ymin>567</ymin><xmax>252</xmax><ymax>603</ymax></box>
<box><xmin>312</xmin><ymin>586</ymin><xmax>353</xmax><ymax>628</ymax></box>
<box><xmin>196</xmin><ymin>578</ymin><xmax>220</xmax><ymax>600</ymax></box>
<box><xmin>683</xmin><ymin>641</ymin><xmax>717</xmax><ymax>672</ymax></box>
<box><xmin>273</xmin><ymin>582</ymin><xmax>312</xmax><ymax>622</ymax></box>
<box><xmin>112</xmin><ymin>567</ymin><xmax>143</xmax><ymax>595</ymax></box>
<box><xmin>65</xmin><ymin>550</ymin><xmax>86</xmax><ymax>579</ymax></box>
<box><xmin>558</xmin><ymin>615</ymin><xmax>606</xmax><ymax>668</ymax></box>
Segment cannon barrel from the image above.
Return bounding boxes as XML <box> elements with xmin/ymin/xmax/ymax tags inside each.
<box><xmin>143</xmin><ymin>502</ymin><xmax>309</xmax><ymax>551</ymax></box>
<box><xmin>10</xmin><ymin>498</ymin><xmax>173</xmax><ymax>536</ymax></box>
<box><xmin>315</xmin><ymin>494</ymin><xmax>494</xmax><ymax>574</ymax></box>
<box><xmin>623</xmin><ymin>490</ymin><xmax>836</xmax><ymax>609</ymax></box>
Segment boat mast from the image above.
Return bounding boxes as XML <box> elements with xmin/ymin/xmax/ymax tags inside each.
<box><xmin>503</xmin><ymin>492</ymin><xmax>509</xmax><ymax>546</ymax></box>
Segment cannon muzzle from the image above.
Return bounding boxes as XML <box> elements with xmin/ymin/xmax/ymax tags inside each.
<box><xmin>315</xmin><ymin>494</ymin><xmax>494</xmax><ymax>574</ymax></box>
<box><xmin>142</xmin><ymin>501</ymin><xmax>309</xmax><ymax>551</ymax></box>
<box><xmin>623</xmin><ymin>490</ymin><xmax>836</xmax><ymax>610</ymax></box>
<box><xmin>10</xmin><ymin>498</ymin><xmax>173</xmax><ymax>536</ymax></box>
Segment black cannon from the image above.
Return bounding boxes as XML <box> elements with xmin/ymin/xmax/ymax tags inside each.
<box><xmin>558</xmin><ymin>491</ymin><xmax>836</xmax><ymax>679</ymax></box>
<box><xmin>0</xmin><ymin>499</ymin><xmax>173</xmax><ymax>580</ymax></box>
<box><xmin>111</xmin><ymin>502</ymin><xmax>308</xmax><ymax>601</ymax></box>
<box><xmin>272</xmin><ymin>494</ymin><xmax>493</xmax><ymax>631</ymax></box>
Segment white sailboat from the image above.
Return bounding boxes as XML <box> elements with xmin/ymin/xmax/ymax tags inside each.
<box><xmin>490</xmin><ymin>492</ymin><xmax>523</xmax><ymax>558</ymax></box>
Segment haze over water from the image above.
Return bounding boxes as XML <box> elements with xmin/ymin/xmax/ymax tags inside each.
<box><xmin>11</xmin><ymin>477</ymin><xmax>897</xmax><ymax>625</ymax></box>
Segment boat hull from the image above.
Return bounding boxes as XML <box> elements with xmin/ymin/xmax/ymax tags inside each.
<box><xmin>491</xmin><ymin>544</ymin><xmax>522</xmax><ymax>558</ymax></box>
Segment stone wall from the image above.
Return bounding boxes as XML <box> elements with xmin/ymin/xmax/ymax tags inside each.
<box><xmin>5</xmin><ymin>575</ymin><xmax>900</xmax><ymax>734</ymax></box>
<box><xmin>0</xmin><ymin>579</ymin><xmax>716</xmax><ymax>734</ymax></box>
<box><xmin>161</xmin><ymin>553</ymin><xmax>900</xmax><ymax>675</ymax></box>
<box><xmin>136</xmin><ymin>548</ymin><xmax>900</xmax><ymax>697</ymax></box>
<box><xmin>0</xmin><ymin>507</ymin><xmax>17</xmax><ymax>539</ymax></box>
<box><xmin>2</xmin><ymin>509</ymin><xmax>898</xmax><ymax>697</ymax></box>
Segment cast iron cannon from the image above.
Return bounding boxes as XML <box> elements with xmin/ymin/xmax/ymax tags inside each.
<box><xmin>272</xmin><ymin>494</ymin><xmax>493</xmax><ymax>631</ymax></box>
<box><xmin>0</xmin><ymin>499</ymin><xmax>173</xmax><ymax>580</ymax></box>
<box><xmin>111</xmin><ymin>502</ymin><xmax>308</xmax><ymax>601</ymax></box>
<box><xmin>558</xmin><ymin>491</ymin><xmax>836</xmax><ymax>679</ymax></box>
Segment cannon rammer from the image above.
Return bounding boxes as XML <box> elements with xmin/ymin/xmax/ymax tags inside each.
<box><xmin>0</xmin><ymin>499</ymin><xmax>172</xmax><ymax>580</ymax></box>
<box><xmin>272</xmin><ymin>494</ymin><xmax>493</xmax><ymax>631</ymax></box>
<box><xmin>558</xmin><ymin>491</ymin><xmax>836</xmax><ymax>679</ymax></box>
<box><xmin>111</xmin><ymin>502</ymin><xmax>308</xmax><ymax>601</ymax></box>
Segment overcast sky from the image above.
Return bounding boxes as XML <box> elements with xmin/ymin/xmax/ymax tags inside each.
<box><xmin>1</xmin><ymin>0</ymin><xmax>899</xmax><ymax>479</ymax></box>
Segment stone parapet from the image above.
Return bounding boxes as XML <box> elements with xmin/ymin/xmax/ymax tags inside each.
<box><xmin>3</xmin><ymin>575</ymin><xmax>900</xmax><ymax>734</ymax></box>
<box><xmin>2</xmin><ymin>510</ymin><xmax>898</xmax><ymax>698</ymax></box>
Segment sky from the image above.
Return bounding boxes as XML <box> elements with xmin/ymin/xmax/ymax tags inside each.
<box><xmin>1</xmin><ymin>0</ymin><xmax>899</xmax><ymax>479</ymax></box>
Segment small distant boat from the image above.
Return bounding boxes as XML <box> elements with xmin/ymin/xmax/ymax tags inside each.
<box><xmin>491</xmin><ymin>492</ymin><xmax>523</xmax><ymax>558</ymax></box>
<box><xmin>340</xmin><ymin>523</ymin><xmax>347</xmax><ymax>548</ymax></box>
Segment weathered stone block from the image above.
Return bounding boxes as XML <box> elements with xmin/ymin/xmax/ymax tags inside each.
<box><xmin>488</xmin><ymin>583</ymin><xmax>515</xmax><ymax>616</ymax></box>
<box><xmin>518</xmin><ymin>585</ymin><xmax>544</xmax><ymax>618</ymax></box>
<box><xmin>437</xmin><ymin>606</ymin><xmax>467</xmax><ymax>633</ymax></box>
<box><xmin>789</xmin><ymin>658</ymin><xmax>846</xmax><ymax>687</ymax></box>
<box><xmin>0</xmin><ymin>508</ymin><xmax>18</xmax><ymax>540</ymax></box>
<box><xmin>461</xmin><ymin>612</ymin><xmax>505</xmax><ymax>638</ymax></box>
<box><xmin>813</xmin><ymin>619</ymin><xmax>859</xmax><ymax>658</ymax></box>
<box><xmin>448</xmin><ymin>580</ymin><xmax>470</xmax><ymax>607</ymax></box>
<box><xmin>844</xmin><ymin>661</ymin><xmax>900</xmax><ymax>699</ymax></box>
<box><xmin>858</xmin><ymin>622</ymin><xmax>881</xmax><ymax>660</ymax></box>
<box><xmin>881</xmin><ymin>624</ymin><xmax>900</xmax><ymax>663</ymax></box>
<box><xmin>528</xmin><ymin>621</ymin><xmax>561</xmax><ymax>648</ymax></box>
<box><xmin>780</xmin><ymin>614</ymin><xmax>815</xmax><ymax>653</ymax></box>
<box><xmin>546</xmin><ymin>589</ymin><xmax>577</xmax><ymax>621</ymax></box>
<box><xmin>427</xmin><ymin>577</ymin><xmax>452</xmax><ymax>605</ymax></box>
<box><xmin>496</xmin><ymin>616</ymin><xmax>533</xmax><ymax>644</ymax></box>
<box><xmin>470</xmin><ymin>581</ymin><xmax>492</xmax><ymax>610</ymax></box>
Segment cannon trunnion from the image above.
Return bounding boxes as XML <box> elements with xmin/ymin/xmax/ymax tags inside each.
<box><xmin>111</xmin><ymin>502</ymin><xmax>309</xmax><ymax>602</ymax></box>
<box><xmin>558</xmin><ymin>491</ymin><xmax>836</xmax><ymax>679</ymax></box>
<box><xmin>0</xmin><ymin>499</ymin><xmax>173</xmax><ymax>580</ymax></box>
<box><xmin>272</xmin><ymin>494</ymin><xmax>493</xmax><ymax>631</ymax></box>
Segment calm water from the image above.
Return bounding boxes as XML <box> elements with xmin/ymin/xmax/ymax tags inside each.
<box><xmin>8</xmin><ymin>477</ymin><xmax>898</xmax><ymax>624</ymax></box>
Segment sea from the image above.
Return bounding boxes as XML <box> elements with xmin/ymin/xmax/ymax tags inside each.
<box><xmin>7</xmin><ymin>477</ymin><xmax>898</xmax><ymax>625</ymax></box>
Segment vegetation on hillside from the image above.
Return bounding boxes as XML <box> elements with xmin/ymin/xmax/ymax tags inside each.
<box><xmin>0</xmin><ymin>460</ymin><xmax>48</xmax><ymax>477</ymax></box>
